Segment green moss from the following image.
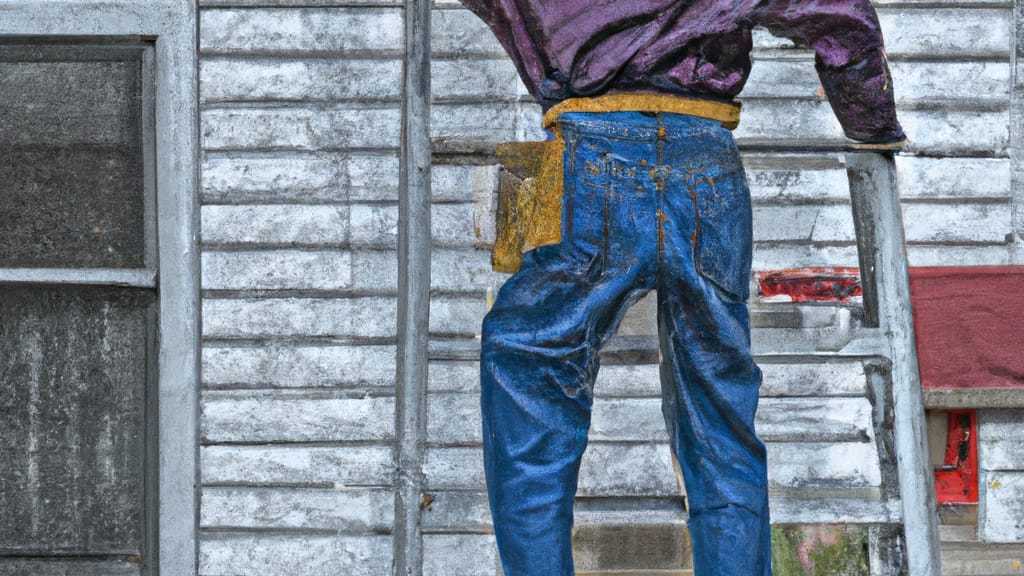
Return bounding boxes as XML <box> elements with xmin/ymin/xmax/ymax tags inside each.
<box><xmin>772</xmin><ymin>526</ymin><xmax>806</xmax><ymax>575</ymax></box>
<box><xmin>771</xmin><ymin>525</ymin><xmax>869</xmax><ymax>576</ymax></box>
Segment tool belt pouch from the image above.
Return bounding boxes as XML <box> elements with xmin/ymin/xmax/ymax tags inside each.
<box><xmin>492</xmin><ymin>140</ymin><xmax>564</xmax><ymax>274</ymax></box>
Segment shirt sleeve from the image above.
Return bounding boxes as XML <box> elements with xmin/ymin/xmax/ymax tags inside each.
<box><xmin>752</xmin><ymin>0</ymin><xmax>904</xmax><ymax>143</ymax></box>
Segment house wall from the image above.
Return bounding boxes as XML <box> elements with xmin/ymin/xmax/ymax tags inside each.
<box><xmin>197</xmin><ymin>3</ymin><xmax>403</xmax><ymax>573</ymax></box>
<box><xmin>194</xmin><ymin>0</ymin><xmax>1023</xmax><ymax>574</ymax></box>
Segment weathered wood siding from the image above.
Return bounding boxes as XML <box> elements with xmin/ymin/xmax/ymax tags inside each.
<box><xmin>979</xmin><ymin>410</ymin><xmax>1024</xmax><ymax>543</ymax></box>
<box><xmin>196</xmin><ymin>0</ymin><xmax>1023</xmax><ymax>573</ymax></box>
<box><xmin>197</xmin><ymin>2</ymin><xmax>403</xmax><ymax>574</ymax></box>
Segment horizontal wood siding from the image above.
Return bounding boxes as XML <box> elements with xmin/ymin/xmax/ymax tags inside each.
<box><xmin>197</xmin><ymin>2</ymin><xmax>403</xmax><ymax>574</ymax></box>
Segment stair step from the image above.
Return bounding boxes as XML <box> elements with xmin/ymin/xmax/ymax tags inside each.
<box><xmin>577</xmin><ymin>571</ymin><xmax>694</xmax><ymax>576</ymax></box>
<box><xmin>940</xmin><ymin>542</ymin><xmax>1024</xmax><ymax>576</ymax></box>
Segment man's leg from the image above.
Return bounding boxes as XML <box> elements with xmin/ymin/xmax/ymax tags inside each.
<box><xmin>656</xmin><ymin>279</ymin><xmax>770</xmax><ymax>575</ymax></box>
<box><xmin>482</xmin><ymin>117</ymin><xmax>660</xmax><ymax>576</ymax></box>
<box><xmin>481</xmin><ymin>253</ymin><xmax>649</xmax><ymax>575</ymax></box>
<box><xmin>655</xmin><ymin>118</ymin><xmax>771</xmax><ymax>575</ymax></box>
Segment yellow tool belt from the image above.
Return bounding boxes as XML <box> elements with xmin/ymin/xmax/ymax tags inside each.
<box><xmin>492</xmin><ymin>93</ymin><xmax>741</xmax><ymax>274</ymax></box>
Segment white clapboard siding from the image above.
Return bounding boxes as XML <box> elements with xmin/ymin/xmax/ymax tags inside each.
<box><xmin>201</xmin><ymin>445</ymin><xmax>394</xmax><ymax>486</ymax></box>
<box><xmin>979</xmin><ymin>410</ymin><xmax>1024</xmax><ymax>542</ymax></box>
<box><xmin>202</xmin><ymin>297</ymin><xmax>398</xmax><ymax>339</ymax></box>
<box><xmin>980</xmin><ymin>472</ymin><xmax>1024</xmax><ymax>542</ymax></box>
<box><xmin>423</xmin><ymin>535</ymin><xmax>502</xmax><ymax>576</ymax></box>
<box><xmin>431</xmin><ymin>9</ymin><xmax>506</xmax><ymax>57</ymax></box>
<box><xmin>980</xmin><ymin>410</ymin><xmax>1024</xmax><ymax>471</ymax></box>
<box><xmin>197</xmin><ymin>9</ymin><xmax>407</xmax><ymax>574</ymax></box>
<box><xmin>203</xmin><ymin>344</ymin><xmax>397</xmax><ymax>388</ymax></box>
<box><xmin>420</xmin><ymin>491</ymin><xmax>495</xmax><ymax>532</ymax></box>
<box><xmin>432</xmin><ymin>102</ymin><xmax>540</xmax><ymax>142</ymax></box>
<box><xmin>202</xmin><ymin>151</ymin><xmax>401</xmax><ymax>202</ymax></box>
<box><xmin>200</xmin><ymin>535</ymin><xmax>392</xmax><ymax>576</ymax></box>
<box><xmin>416</xmin><ymin>489</ymin><xmax>901</xmax><ymax>531</ymax></box>
<box><xmin>433</xmin><ymin>163</ymin><xmax>499</xmax><ymax>202</ymax></box>
<box><xmin>744</xmin><ymin>59</ymin><xmax>1010</xmax><ymax>102</ymax></box>
<box><xmin>201</xmin><ymin>153</ymin><xmax>351</xmax><ymax>202</ymax></box>
<box><xmin>199</xmin><ymin>8</ymin><xmax>404</xmax><ymax>54</ymax></box>
<box><xmin>200</xmin><ymin>58</ymin><xmax>404</xmax><ymax>102</ymax></box>
<box><xmin>202</xmin><ymin>251</ymin><xmax>353</xmax><ymax>291</ymax></box>
<box><xmin>433</xmin><ymin>59</ymin><xmax>524</xmax><ymax>100</ymax></box>
<box><xmin>201</xmin><ymin>205</ymin><xmax>350</xmax><ymax>245</ymax></box>
<box><xmin>424</xmin><ymin>441</ymin><xmax>883</xmax><ymax>496</ymax></box>
<box><xmin>344</xmin><ymin>203</ymin><xmax>488</xmax><ymax>249</ymax></box>
<box><xmin>201</xmin><ymin>392</ymin><xmax>395</xmax><ymax>443</ymax></box>
<box><xmin>426</xmin><ymin>294</ymin><xmax>860</xmax><ymax>337</ymax></box>
<box><xmin>202</xmin><ymin>107</ymin><xmax>403</xmax><ymax>151</ymax></box>
<box><xmin>201</xmin><ymin>487</ymin><xmax>394</xmax><ymax>531</ymax></box>
<box><xmin>426</xmin><ymin>359</ymin><xmax>870</xmax><ymax>397</ymax></box>
<box><xmin>200</xmin><ymin>0</ymin><xmax>403</xmax><ymax>5</ymax></box>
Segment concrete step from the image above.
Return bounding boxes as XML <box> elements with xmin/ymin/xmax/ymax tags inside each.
<box><xmin>573</xmin><ymin>503</ymin><xmax>692</xmax><ymax>575</ymax></box>
<box><xmin>571</xmin><ymin>522</ymin><xmax>1024</xmax><ymax>575</ymax></box>
<box><xmin>577</xmin><ymin>571</ymin><xmax>694</xmax><ymax>575</ymax></box>
<box><xmin>940</xmin><ymin>541</ymin><xmax>1024</xmax><ymax>576</ymax></box>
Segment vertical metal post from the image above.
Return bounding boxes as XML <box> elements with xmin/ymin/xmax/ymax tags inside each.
<box><xmin>1011</xmin><ymin>0</ymin><xmax>1024</xmax><ymax>263</ymax></box>
<box><xmin>848</xmin><ymin>151</ymin><xmax>942</xmax><ymax>576</ymax></box>
<box><xmin>394</xmin><ymin>0</ymin><xmax>432</xmax><ymax>572</ymax></box>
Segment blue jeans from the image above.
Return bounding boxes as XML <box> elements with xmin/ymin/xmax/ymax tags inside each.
<box><xmin>481</xmin><ymin>111</ymin><xmax>770</xmax><ymax>575</ymax></box>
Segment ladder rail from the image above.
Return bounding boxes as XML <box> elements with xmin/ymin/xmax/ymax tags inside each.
<box><xmin>847</xmin><ymin>151</ymin><xmax>943</xmax><ymax>576</ymax></box>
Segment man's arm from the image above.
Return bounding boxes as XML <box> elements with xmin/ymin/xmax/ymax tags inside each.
<box><xmin>752</xmin><ymin>0</ymin><xmax>905</xmax><ymax>144</ymax></box>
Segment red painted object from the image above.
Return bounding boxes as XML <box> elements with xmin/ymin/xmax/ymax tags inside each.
<box><xmin>758</xmin><ymin>266</ymin><xmax>1024</xmax><ymax>391</ymax></box>
<box><xmin>757</xmin><ymin>267</ymin><xmax>862</xmax><ymax>302</ymax></box>
<box><xmin>934</xmin><ymin>410</ymin><xmax>978</xmax><ymax>505</ymax></box>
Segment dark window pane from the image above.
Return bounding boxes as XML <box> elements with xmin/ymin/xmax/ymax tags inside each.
<box><xmin>0</xmin><ymin>44</ymin><xmax>147</xmax><ymax>268</ymax></box>
<box><xmin>0</xmin><ymin>286</ymin><xmax>153</xmax><ymax>555</ymax></box>
<box><xmin>0</xmin><ymin>559</ymin><xmax>141</xmax><ymax>576</ymax></box>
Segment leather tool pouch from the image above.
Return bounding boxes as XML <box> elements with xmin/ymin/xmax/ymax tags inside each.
<box><xmin>492</xmin><ymin>140</ymin><xmax>564</xmax><ymax>274</ymax></box>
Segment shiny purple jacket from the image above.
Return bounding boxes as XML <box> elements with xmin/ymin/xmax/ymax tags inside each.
<box><xmin>460</xmin><ymin>0</ymin><xmax>904</xmax><ymax>142</ymax></box>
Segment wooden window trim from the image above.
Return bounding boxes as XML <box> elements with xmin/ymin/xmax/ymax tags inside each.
<box><xmin>0</xmin><ymin>3</ymin><xmax>200</xmax><ymax>575</ymax></box>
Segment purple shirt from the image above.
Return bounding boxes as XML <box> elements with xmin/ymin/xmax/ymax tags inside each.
<box><xmin>460</xmin><ymin>0</ymin><xmax>904</xmax><ymax>142</ymax></box>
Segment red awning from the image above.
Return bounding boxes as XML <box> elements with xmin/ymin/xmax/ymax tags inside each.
<box><xmin>757</xmin><ymin>266</ymin><xmax>1024</xmax><ymax>391</ymax></box>
<box><xmin>910</xmin><ymin>266</ymin><xmax>1024</xmax><ymax>391</ymax></box>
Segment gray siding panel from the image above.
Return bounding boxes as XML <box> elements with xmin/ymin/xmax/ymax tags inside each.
<box><xmin>198</xmin><ymin>3</ymin><xmax>403</xmax><ymax>571</ymax></box>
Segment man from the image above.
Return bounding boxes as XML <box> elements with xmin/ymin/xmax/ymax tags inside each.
<box><xmin>464</xmin><ymin>0</ymin><xmax>905</xmax><ymax>574</ymax></box>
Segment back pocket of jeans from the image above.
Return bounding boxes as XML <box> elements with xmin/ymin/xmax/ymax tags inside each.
<box><xmin>691</xmin><ymin>166</ymin><xmax>753</xmax><ymax>301</ymax></box>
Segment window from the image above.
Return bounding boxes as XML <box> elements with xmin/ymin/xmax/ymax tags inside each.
<box><xmin>0</xmin><ymin>3</ymin><xmax>199</xmax><ymax>574</ymax></box>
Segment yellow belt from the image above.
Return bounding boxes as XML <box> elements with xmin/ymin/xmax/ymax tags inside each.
<box><xmin>542</xmin><ymin>93</ymin><xmax>741</xmax><ymax>131</ymax></box>
<box><xmin>492</xmin><ymin>94</ymin><xmax>741</xmax><ymax>274</ymax></box>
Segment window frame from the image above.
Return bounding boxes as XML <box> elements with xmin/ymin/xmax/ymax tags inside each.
<box><xmin>0</xmin><ymin>3</ymin><xmax>199</xmax><ymax>575</ymax></box>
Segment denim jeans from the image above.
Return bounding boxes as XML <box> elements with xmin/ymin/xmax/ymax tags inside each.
<box><xmin>481</xmin><ymin>111</ymin><xmax>770</xmax><ymax>575</ymax></box>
